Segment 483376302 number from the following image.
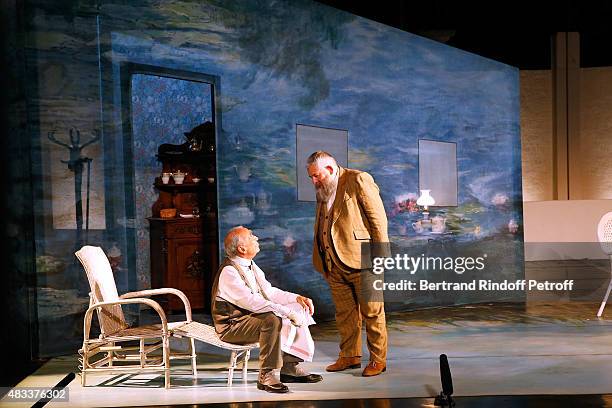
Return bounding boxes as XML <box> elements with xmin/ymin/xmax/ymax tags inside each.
<box><xmin>3</xmin><ymin>387</ymin><xmax>69</xmax><ymax>402</ymax></box>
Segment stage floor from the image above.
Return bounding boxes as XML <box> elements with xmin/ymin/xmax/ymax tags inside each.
<box><xmin>5</xmin><ymin>301</ymin><xmax>612</xmax><ymax>407</ymax></box>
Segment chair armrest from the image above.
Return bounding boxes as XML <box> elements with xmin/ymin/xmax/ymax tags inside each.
<box><xmin>121</xmin><ymin>288</ymin><xmax>192</xmax><ymax>321</ymax></box>
<box><xmin>83</xmin><ymin>298</ymin><xmax>168</xmax><ymax>342</ymax></box>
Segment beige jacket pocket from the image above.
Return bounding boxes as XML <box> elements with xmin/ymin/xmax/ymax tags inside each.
<box><xmin>353</xmin><ymin>229</ymin><xmax>371</xmax><ymax>240</ymax></box>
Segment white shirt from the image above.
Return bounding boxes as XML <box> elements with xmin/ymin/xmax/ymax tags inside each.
<box><xmin>216</xmin><ymin>256</ymin><xmax>298</xmax><ymax>318</ymax></box>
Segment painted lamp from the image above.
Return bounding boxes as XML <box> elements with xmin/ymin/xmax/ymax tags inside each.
<box><xmin>416</xmin><ymin>189</ymin><xmax>435</xmax><ymax>220</ymax></box>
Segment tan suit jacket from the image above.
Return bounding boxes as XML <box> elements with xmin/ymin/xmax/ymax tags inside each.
<box><xmin>312</xmin><ymin>166</ymin><xmax>389</xmax><ymax>273</ymax></box>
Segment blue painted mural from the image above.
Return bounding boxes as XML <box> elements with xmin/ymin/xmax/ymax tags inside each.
<box><xmin>22</xmin><ymin>0</ymin><xmax>522</xmax><ymax>356</ymax></box>
<box><xmin>104</xmin><ymin>0</ymin><xmax>522</xmax><ymax>313</ymax></box>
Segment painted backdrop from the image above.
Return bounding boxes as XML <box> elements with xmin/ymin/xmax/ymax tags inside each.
<box><xmin>23</xmin><ymin>0</ymin><xmax>522</xmax><ymax>356</ymax></box>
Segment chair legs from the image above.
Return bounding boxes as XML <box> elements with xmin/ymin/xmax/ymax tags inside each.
<box><xmin>227</xmin><ymin>349</ymin><xmax>253</xmax><ymax>386</ymax></box>
<box><xmin>79</xmin><ymin>346</ymin><xmax>87</xmax><ymax>386</ymax></box>
<box><xmin>79</xmin><ymin>334</ymin><xmax>255</xmax><ymax>388</ymax></box>
<box><xmin>163</xmin><ymin>335</ymin><xmax>171</xmax><ymax>389</ymax></box>
<box><xmin>80</xmin><ymin>352</ymin><xmax>87</xmax><ymax>387</ymax></box>
<box><xmin>189</xmin><ymin>338</ymin><xmax>198</xmax><ymax>376</ymax></box>
<box><xmin>242</xmin><ymin>349</ymin><xmax>250</xmax><ymax>381</ymax></box>
<box><xmin>140</xmin><ymin>339</ymin><xmax>145</xmax><ymax>368</ymax></box>
<box><xmin>597</xmin><ymin>256</ymin><xmax>612</xmax><ymax>317</ymax></box>
<box><xmin>228</xmin><ymin>350</ymin><xmax>238</xmax><ymax>386</ymax></box>
<box><xmin>227</xmin><ymin>349</ymin><xmax>252</xmax><ymax>385</ymax></box>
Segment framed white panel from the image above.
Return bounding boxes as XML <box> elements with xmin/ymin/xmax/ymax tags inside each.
<box><xmin>296</xmin><ymin>124</ymin><xmax>348</xmax><ymax>202</ymax></box>
<box><xmin>418</xmin><ymin>139</ymin><xmax>458</xmax><ymax>206</ymax></box>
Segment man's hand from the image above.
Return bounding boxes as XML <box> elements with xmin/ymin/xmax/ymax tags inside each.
<box><xmin>287</xmin><ymin>310</ymin><xmax>304</xmax><ymax>327</ymax></box>
<box><xmin>296</xmin><ymin>295</ymin><xmax>314</xmax><ymax>315</ymax></box>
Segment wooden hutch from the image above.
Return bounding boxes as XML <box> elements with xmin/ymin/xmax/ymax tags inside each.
<box><xmin>148</xmin><ymin>127</ymin><xmax>218</xmax><ymax>312</ymax></box>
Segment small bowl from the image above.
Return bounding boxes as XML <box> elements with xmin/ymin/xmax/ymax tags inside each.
<box><xmin>160</xmin><ymin>208</ymin><xmax>177</xmax><ymax>218</ymax></box>
<box><xmin>192</xmin><ymin>177</ymin><xmax>201</xmax><ymax>183</ymax></box>
<box><xmin>207</xmin><ymin>177</ymin><xmax>215</xmax><ymax>184</ymax></box>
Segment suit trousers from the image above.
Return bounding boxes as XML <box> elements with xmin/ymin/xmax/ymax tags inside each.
<box><xmin>219</xmin><ymin>311</ymin><xmax>301</xmax><ymax>370</ymax></box>
<box><xmin>326</xmin><ymin>265</ymin><xmax>387</xmax><ymax>363</ymax></box>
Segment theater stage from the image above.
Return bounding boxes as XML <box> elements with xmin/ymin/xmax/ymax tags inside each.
<box><xmin>4</xmin><ymin>300</ymin><xmax>612</xmax><ymax>407</ymax></box>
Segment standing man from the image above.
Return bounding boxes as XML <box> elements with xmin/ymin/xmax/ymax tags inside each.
<box><xmin>211</xmin><ymin>226</ymin><xmax>323</xmax><ymax>393</ymax></box>
<box><xmin>307</xmin><ymin>151</ymin><xmax>389</xmax><ymax>377</ymax></box>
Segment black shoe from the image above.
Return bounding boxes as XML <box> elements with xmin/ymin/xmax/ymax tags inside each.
<box><xmin>256</xmin><ymin>381</ymin><xmax>290</xmax><ymax>393</ymax></box>
<box><xmin>280</xmin><ymin>373</ymin><xmax>323</xmax><ymax>383</ymax></box>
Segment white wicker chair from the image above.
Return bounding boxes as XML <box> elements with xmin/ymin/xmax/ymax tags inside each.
<box><xmin>596</xmin><ymin>212</ymin><xmax>612</xmax><ymax>317</ymax></box>
<box><xmin>75</xmin><ymin>245</ymin><xmax>258</xmax><ymax>388</ymax></box>
<box><xmin>172</xmin><ymin>322</ymin><xmax>256</xmax><ymax>386</ymax></box>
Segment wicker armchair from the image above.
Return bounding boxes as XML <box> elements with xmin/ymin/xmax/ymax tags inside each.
<box><xmin>75</xmin><ymin>245</ymin><xmax>258</xmax><ymax>389</ymax></box>
<box><xmin>596</xmin><ymin>212</ymin><xmax>612</xmax><ymax>317</ymax></box>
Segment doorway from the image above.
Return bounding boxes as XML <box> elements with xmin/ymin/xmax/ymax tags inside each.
<box><xmin>123</xmin><ymin>64</ymin><xmax>220</xmax><ymax>312</ymax></box>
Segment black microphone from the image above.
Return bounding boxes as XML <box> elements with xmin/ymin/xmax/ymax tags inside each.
<box><xmin>434</xmin><ymin>354</ymin><xmax>455</xmax><ymax>407</ymax></box>
<box><xmin>440</xmin><ymin>354</ymin><xmax>453</xmax><ymax>396</ymax></box>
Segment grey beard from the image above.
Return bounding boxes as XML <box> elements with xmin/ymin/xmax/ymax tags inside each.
<box><xmin>315</xmin><ymin>177</ymin><xmax>338</xmax><ymax>203</ymax></box>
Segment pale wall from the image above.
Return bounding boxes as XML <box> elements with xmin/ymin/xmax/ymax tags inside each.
<box><xmin>523</xmin><ymin>200</ymin><xmax>612</xmax><ymax>260</ymax></box>
<box><xmin>520</xmin><ymin>70</ymin><xmax>553</xmax><ymax>201</ymax></box>
<box><xmin>520</xmin><ymin>67</ymin><xmax>612</xmax><ymax>201</ymax></box>
<box><xmin>579</xmin><ymin>67</ymin><xmax>612</xmax><ymax>199</ymax></box>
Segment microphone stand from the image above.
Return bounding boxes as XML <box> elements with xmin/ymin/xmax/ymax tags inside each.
<box><xmin>434</xmin><ymin>354</ymin><xmax>455</xmax><ymax>407</ymax></box>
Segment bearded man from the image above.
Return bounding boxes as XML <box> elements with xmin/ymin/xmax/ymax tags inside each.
<box><xmin>307</xmin><ymin>150</ymin><xmax>389</xmax><ymax>377</ymax></box>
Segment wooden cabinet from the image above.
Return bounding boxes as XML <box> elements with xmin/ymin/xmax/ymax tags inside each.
<box><xmin>148</xmin><ymin>141</ymin><xmax>218</xmax><ymax>313</ymax></box>
<box><xmin>149</xmin><ymin>218</ymin><xmax>217</xmax><ymax>311</ymax></box>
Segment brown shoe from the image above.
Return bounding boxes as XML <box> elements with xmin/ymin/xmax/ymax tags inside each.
<box><xmin>326</xmin><ymin>356</ymin><xmax>361</xmax><ymax>372</ymax></box>
<box><xmin>362</xmin><ymin>361</ymin><xmax>386</xmax><ymax>377</ymax></box>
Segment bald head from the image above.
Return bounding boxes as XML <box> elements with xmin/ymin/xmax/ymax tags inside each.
<box><xmin>224</xmin><ymin>226</ymin><xmax>259</xmax><ymax>259</ymax></box>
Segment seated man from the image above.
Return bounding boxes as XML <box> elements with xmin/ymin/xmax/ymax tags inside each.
<box><xmin>211</xmin><ymin>226</ymin><xmax>323</xmax><ymax>393</ymax></box>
